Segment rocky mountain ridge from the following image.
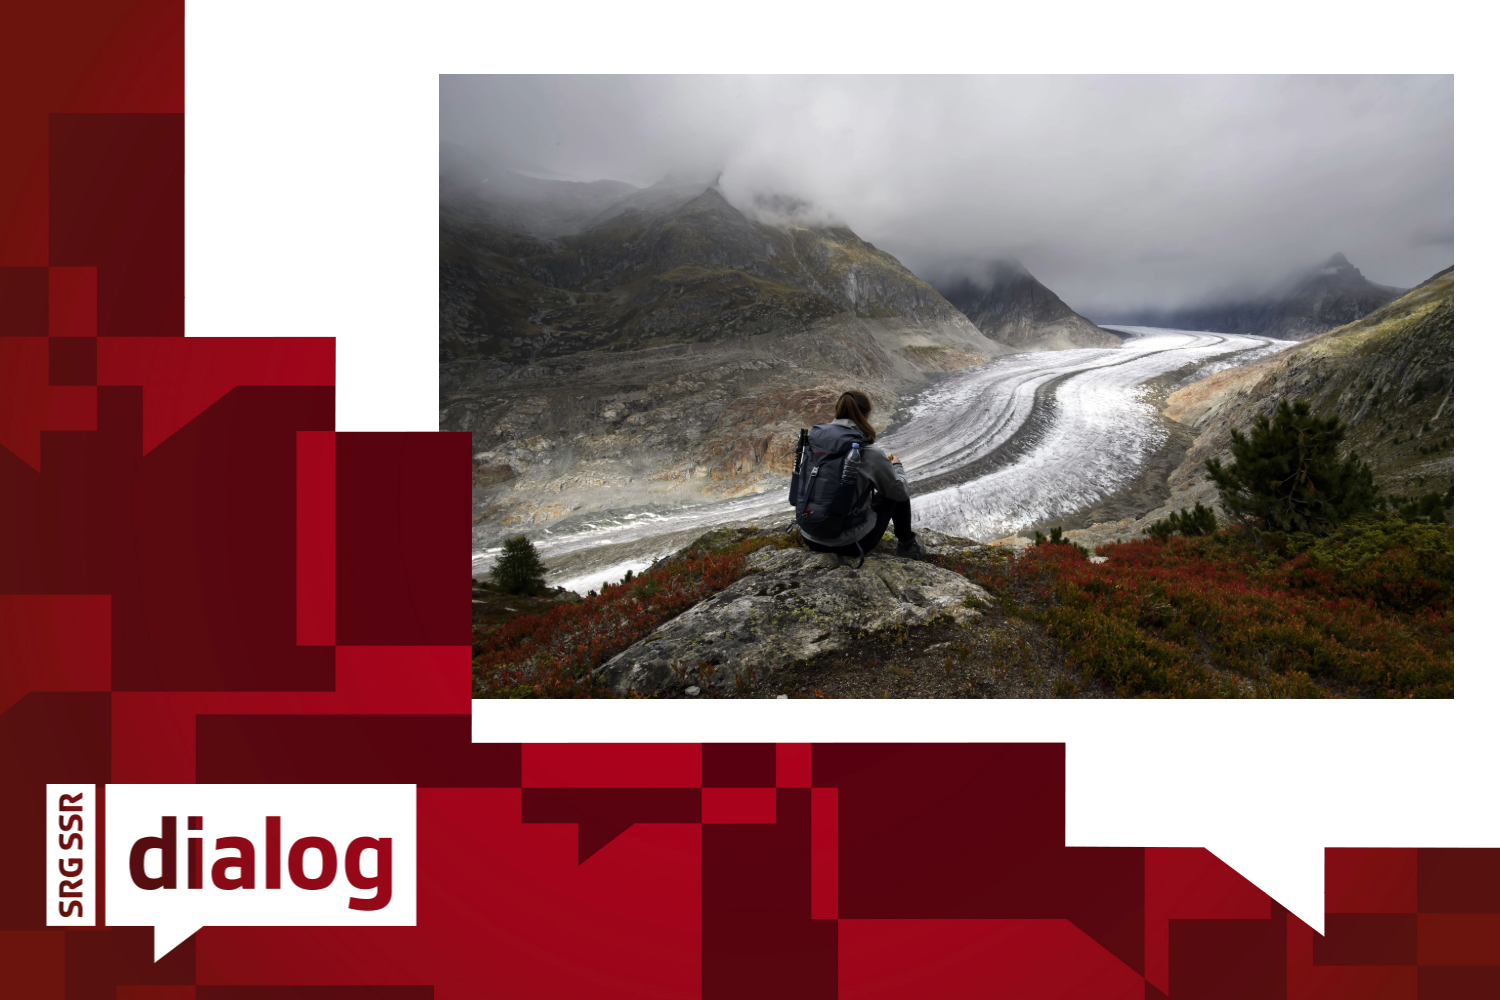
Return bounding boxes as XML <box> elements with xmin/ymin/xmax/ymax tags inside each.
<box><xmin>441</xmin><ymin>175</ymin><xmax>1011</xmax><ymax>541</ymax></box>
<box><xmin>1108</xmin><ymin>253</ymin><xmax>1407</xmax><ymax>340</ymax></box>
<box><xmin>1166</xmin><ymin>267</ymin><xmax>1453</xmax><ymax>497</ymax></box>
<box><xmin>999</xmin><ymin>265</ymin><xmax>1454</xmax><ymax>557</ymax></box>
<box><xmin>936</xmin><ymin>259</ymin><xmax>1122</xmax><ymax>351</ymax></box>
<box><xmin>440</xmin><ymin>182</ymin><xmax>979</xmax><ymax>363</ymax></box>
<box><xmin>1046</xmin><ymin>267</ymin><xmax>1454</xmax><ymax>554</ymax></box>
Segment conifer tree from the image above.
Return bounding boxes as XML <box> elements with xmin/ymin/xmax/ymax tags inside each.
<box><xmin>1145</xmin><ymin>501</ymin><xmax>1218</xmax><ymax>541</ymax></box>
<box><xmin>1206</xmin><ymin>400</ymin><xmax>1377</xmax><ymax>535</ymax></box>
<box><xmin>489</xmin><ymin>535</ymin><xmax>548</xmax><ymax>595</ymax></box>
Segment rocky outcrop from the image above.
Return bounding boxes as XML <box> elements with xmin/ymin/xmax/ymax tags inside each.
<box><xmin>936</xmin><ymin>259</ymin><xmax>1121</xmax><ymax>351</ymax></box>
<box><xmin>594</xmin><ymin>546</ymin><xmax>992</xmax><ymax>696</ymax></box>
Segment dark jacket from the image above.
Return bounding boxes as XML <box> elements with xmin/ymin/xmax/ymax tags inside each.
<box><xmin>795</xmin><ymin>418</ymin><xmax>910</xmax><ymax>547</ymax></box>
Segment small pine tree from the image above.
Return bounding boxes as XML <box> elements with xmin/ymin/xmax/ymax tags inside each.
<box><xmin>1145</xmin><ymin>502</ymin><xmax>1219</xmax><ymax>541</ymax></box>
<box><xmin>489</xmin><ymin>535</ymin><xmax>548</xmax><ymax>596</ymax></box>
<box><xmin>1206</xmin><ymin>400</ymin><xmax>1377</xmax><ymax>535</ymax></box>
<box><xmin>1032</xmin><ymin>525</ymin><xmax>1090</xmax><ymax>558</ymax></box>
<box><xmin>1395</xmin><ymin>488</ymin><xmax>1453</xmax><ymax>523</ymax></box>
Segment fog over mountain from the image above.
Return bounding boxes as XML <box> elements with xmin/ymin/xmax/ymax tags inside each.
<box><xmin>440</xmin><ymin>75</ymin><xmax>1453</xmax><ymax>316</ymax></box>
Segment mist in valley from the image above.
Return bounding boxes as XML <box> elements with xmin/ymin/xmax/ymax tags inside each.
<box><xmin>441</xmin><ymin>74</ymin><xmax>1453</xmax><ymax>317</ymax></box>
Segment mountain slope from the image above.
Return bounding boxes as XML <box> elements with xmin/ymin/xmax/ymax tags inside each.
<box><xmin>1164</xmin><ymin>268</ymin><xmax>1454</xmax><ymax>504</ymax></box>
<box><xmin>440</xmin><ymin>182</ymin><xmax>1005</xmax><ymax>544</ymax></box>
<box><xmin>936</xmin><ymin>260</ymin><xmax>1121</xmax><ymax>350</ymax></box>
<box><xmin>440</xmin><ymin>185</ymin><xmax>977</xmax><ymax>363</ymax></box>
<box><xmin>1117</xmin><ymin>253</ymin><xmax>1406</xmax><ymax>341</ymax></box>
<box><xmin>439</xmin><ymin>148</ymin><xmax>640</xmax><ymax>237</ymax></box>
<box><xmin>1259</xmin><ymin>252</ymin><xmax>1408</xmax><ymax>339</ymax></box>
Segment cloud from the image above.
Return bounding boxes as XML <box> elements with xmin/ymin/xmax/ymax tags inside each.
<box><xmin>439</xmin><ymin>75</ymin><xmax>1453</xmax><ymax>313</ymax></box>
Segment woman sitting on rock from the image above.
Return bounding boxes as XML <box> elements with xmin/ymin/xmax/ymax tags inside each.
<box><xmin>791</xmin><ymin>389</ymin><xmax>925</xmax><ymax>559</ymax></box>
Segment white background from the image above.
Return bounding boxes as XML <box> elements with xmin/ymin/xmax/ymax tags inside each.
<box><xmin>185</xmin><ymin>1</ymin><xmax>1494</xmax><ymax>936</ymax></box>
<box><xmin>105</xmin><ymin>784</ymin><xmax>416</xmax><ymax>960</ymax></box>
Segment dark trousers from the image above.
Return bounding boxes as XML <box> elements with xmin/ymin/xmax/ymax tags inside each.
<box><xmin>804</xmin><ymin>498</ymin><xmax>914</xmax><ymax>557</ymax></box>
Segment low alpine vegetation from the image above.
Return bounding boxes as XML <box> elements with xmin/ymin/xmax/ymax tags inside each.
<box><xmin>1145</xmin><ymin>502</ymin><xmax>1218</xmax><ymax>541</ymax></box>
<box><xmin>473</xmin><ymin>530</ymin><xmax>795</xmax><ymax>698</ymax></box>
<box><xmin>936</xmin><ymin>512</ymin><xmax>1452</xmax><ymax>698</ymax></box>
<box><xmin>1032</xmin><ymin>524</ymin><xmax>1090</xmax><ymax>557</ymax></box>
<box><xmin>1391</xmin><ymin>488</ymin><xmax>1453</xmax><ymax>524</ymax></box>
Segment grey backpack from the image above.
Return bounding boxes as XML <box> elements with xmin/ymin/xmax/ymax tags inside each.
<box><xmin>788</xmin><ymin>423</ymin><xmax>872</xmax><ymax>541</ymax></box>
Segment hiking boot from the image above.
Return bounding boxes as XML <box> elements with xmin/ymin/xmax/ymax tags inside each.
<box><xmin>894</xmin><ymin>535</ymin><xmax>926</xmax><ymax>559</ymax></box>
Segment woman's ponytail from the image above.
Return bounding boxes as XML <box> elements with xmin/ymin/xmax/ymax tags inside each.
<box><xmin>834</xmin><ymin>390</ymin><xmax>877</xmax><ymax>443</ymax></box>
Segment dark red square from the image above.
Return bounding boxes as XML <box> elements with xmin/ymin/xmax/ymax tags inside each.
<box><xmin>335</xmin><ymin>432</ymin><xmax>472</xmax><ymax>646</ymax></box>
<box><xmin>1313</xmin><ymin>912</ymin><xmax>1417</xmax><ymax>966</ymax></box>
<box><xmin>50</xmin><ymin>114</ymin><xmax>184</xmax><ymax>338</ymax></box>
<box><xmin>48</xmin><ymin>336</ymin><xmax>96</xmax><ymax>385</ymax></box>
<box><xmin>0</xmin><ymin>267</ymin><xmax>48</xmax><ymax>336</ymax></box>
<box><xmin>704</xmin><ymin>743</ymin><xmax>776</xmax><ymax>787</ymax></box>
<box><xmin>1418</xmin><ymin>849</ymin><xmax>1500</xmax><ymax>913</ymax></box>
<box><xmin>1169</xmin><ymin>916</ymin><xmax>1286</xmax><ymax>1000</ymax></box>
<box><xmin>1417</xmin><ymin>966</ymin><xmax>1500</xmax><ymax>999</ymax></box>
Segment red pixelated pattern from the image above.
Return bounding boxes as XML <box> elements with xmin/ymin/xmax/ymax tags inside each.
<box><xmin>4</xmin><ymin>5</ymin><xmax>1499</xmax><ymax>1000</ymax></box>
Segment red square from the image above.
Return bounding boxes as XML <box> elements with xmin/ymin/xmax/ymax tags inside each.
<box><xmin>0</xmin><ymin>930</ymin><xmax>63</xmax><ymax>1000</ymax></box>
<box><xmin>777</xmin><ymin>741</ymin><xmax>812</xmax><ymax>787</ymax></box>
<box><xmin>702</xmin><ymin>786</ymin><xmax>777</xmax><ymax>824</ymax></box>
<box><xmin>522</xmin><ymin>744</ymin><xmax>702</xmax><ymax>788</ymax></box>
<box><xmin>1418</xmin><ymin>913</ymin><xmax>1500</xmax><ymax>966</ymax></box>
<box><xmin>1326</xmin><ymin>848</ymin><xmax>1418</xmax><ymax>913</ymax></box>
<box><xmin>48</xmin><ymin>265</ymin><xmax>96</xmax><ymax>337</ymax></box>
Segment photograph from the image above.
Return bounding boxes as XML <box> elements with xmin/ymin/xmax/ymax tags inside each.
<box><xmin>451</xmin><ymin>75</ymin><xmax>1455</xmax><ymax>699</ymax></box>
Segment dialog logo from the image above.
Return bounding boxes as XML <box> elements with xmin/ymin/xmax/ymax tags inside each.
<box><xmin>104</xmin><ymin>784</ymin><xmax>416</xmax><ymax>960</ymax></box>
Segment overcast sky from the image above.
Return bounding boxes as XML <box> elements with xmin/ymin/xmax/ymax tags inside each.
<box><xmin>439</xmin><ymin>75</ymin><xmax>1453</xmax><ymax>315</ymax></box>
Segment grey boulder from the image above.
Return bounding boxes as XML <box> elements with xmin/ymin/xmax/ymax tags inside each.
<box><xmin>595</xmin><ymin>546</ymin><xmax>991</xmax><ymax>696</ymax></box>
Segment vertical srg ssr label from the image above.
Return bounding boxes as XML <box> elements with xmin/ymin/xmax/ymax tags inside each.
<box><xmin>47</xmin><ymin>784</ymin><xmax>95</xmax><ymax>926</ymax></box>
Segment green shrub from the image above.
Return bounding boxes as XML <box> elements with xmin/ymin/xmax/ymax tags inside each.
<box><xmin>1145</xmin><ymin>502</ymin><xmax>1219</xmax><ymax>541</ymax></box>
<box><xmin>1283</xmin><ymin>514</ymin><xmax>1453</xmax><ymax>615</ymax></box>
<box><xmin>1206</xmin><ymin>399</ymin><xmax>1378</xmax><ymax>535</ymax></box>
<box><xmin>1033</xmin><ymin>525</ymin><xmax>1090</xmax><ymax>558</ymax></box>
<box><xmin>1393</xmin><ymin>488</ymin><xmax>1453</xmax><ymax>523</ymax></box>
<box><xmin>489</xmin><ymin>535</ymin><xmax>548</xmax><ymax>596</ymax></box>
<box><xmin>938</xmin><ymin>520</ymin><xmax>1452</xmax><ymax>698</ymax></box>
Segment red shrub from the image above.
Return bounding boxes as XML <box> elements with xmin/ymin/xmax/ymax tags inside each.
<box><xmin>936</xmin><ymin>529</ymin><xmax>1452</xmax><ymax>699</ymax></box>
<box><xmin>473</xmin><ymin>536</ymin><xmax>789</xmax><ymax>698</ymax></box>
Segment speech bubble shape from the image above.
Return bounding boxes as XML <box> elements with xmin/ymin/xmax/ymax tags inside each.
<box><xmin>104</xmin><ymin>784</ymin><xmax>415</xmax><ymax>961</ymax></box>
